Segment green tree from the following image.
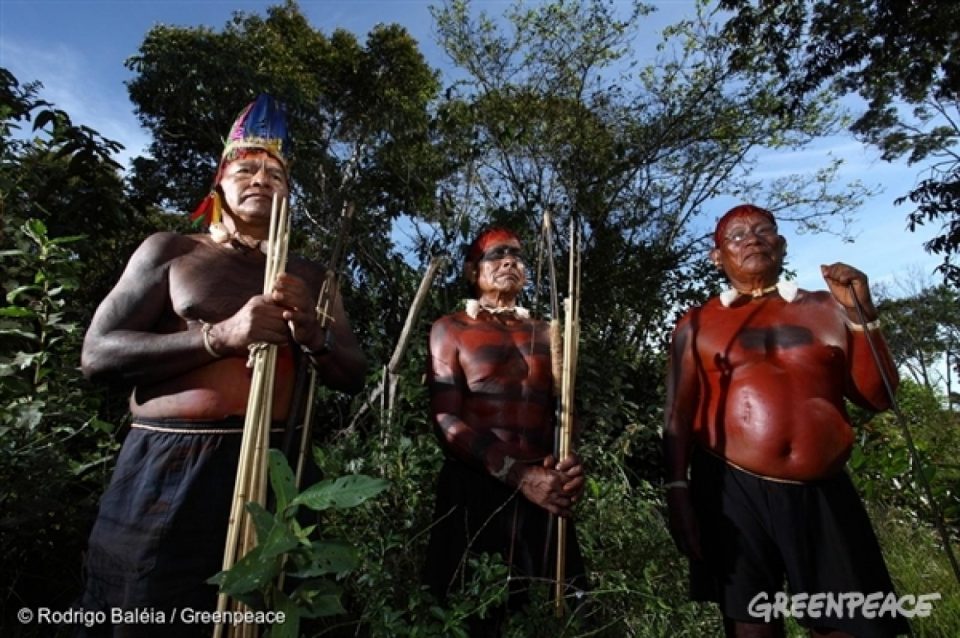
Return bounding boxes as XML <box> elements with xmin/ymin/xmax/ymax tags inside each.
<box><xmin>878</xmin><ymin>282</ymin><xmax>960</xmax><ymax>403</ymax></box>
<box><xmin>428</xmin><ymin>0</ymin><xmax>871</xmax><ymax>453</ymax></box>
<box><xmin>124</xmin><ymin>0</ymin><xmax>450</xmax><ymax>366</ymax></box>
<box><xmin>716</xmin><ymin>0</ymin><xmax>960</xmax><ymax>287</ymax></box>
<box><xmin>0</xmin><ymin>67</ymin><xmax>135</xmax><ymax>622</ymax></box>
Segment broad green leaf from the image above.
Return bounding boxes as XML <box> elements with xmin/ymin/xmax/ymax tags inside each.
<box><xmin>289</xmin><ymin>541</ymin><xmax>358</xmax><ymax>577</ymax></box>
<box><xmin>268</xmin><ymin>448</ymin><xmax>296</xmax><ymax>514</ymax></box>
<box><xmin>25</xmin><ymin>218</ymin><xmax>48</xmax><ymax>237</ymax></box>
<box><xmin>290</xmin><ymin>579</ymin><xmax>345</xmax><ymax>618</ymax></box>
<box><xmin>258</xmin><ymin>519</ymin><xmax>300</xmax><ymax>561</ymax></box>
<box><xmin>245</xmin><ymin>501</ymin><xmax>276</xmax><ymax>544</ymax></box>
<box><xmin>290</xmin><ymin>475</ymin><xmax>389</xmax><ymax>511</ymax></box>
<box><xmin>214</xmin><ymin>545</ymin><xmax>280</xmax><ymax>596</ymax></box>
<box><xmin>265</xmin><ymin>590</ymin><xmax>300</xmax><ymax>638</ymax></box>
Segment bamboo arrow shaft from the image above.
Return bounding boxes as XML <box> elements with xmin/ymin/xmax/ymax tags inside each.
<box><xmin>215</xmin><ymin>195</ymin><xmax>290</xmax><ymax>638</ymax></box>
<box><xmin>555</xmin><ymin>219</ymin><xmax>581</xmax><ymax>617</ymax></box>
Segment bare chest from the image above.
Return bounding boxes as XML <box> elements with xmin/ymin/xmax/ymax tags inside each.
<box><xmin>696</xmin><ymin>301</ymin><xmax>847</xmax><ymax>373</ymax></box>
<box><xmin>167</xmin><ymin>244</ymin><xmax>274</xmax><ymax>322</ymax></box>
<box><xmin>458</xmin><ymin>322</ymin><xmax>552</xmax><ymax>390</ymax></box>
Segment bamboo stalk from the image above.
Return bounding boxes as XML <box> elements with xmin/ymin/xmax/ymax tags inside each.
<box><xmin>555</xmin><ymin>219</ymin><xmax>580</xmax><ymax>617</ymax></box>
<box><xmin>215</xmin><ymin>194</ymin><xmax>291</xmax><ymax>638</ymax></box>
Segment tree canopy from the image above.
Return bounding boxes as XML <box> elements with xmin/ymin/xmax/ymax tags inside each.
<box><xmin>717</xmin><ymin>0</ymin><xmax>960</xmax><ymax>287</ymax></box>
<box><xmin>4</xmin><ymin>1</ymin><xmax>959</xmax><ymax>634</ymax></box>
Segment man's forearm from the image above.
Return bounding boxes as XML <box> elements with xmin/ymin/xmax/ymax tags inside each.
<box><xmin>81</xmin><ymin>328</ymin><xmax>221</xmax><ymax>387</ymax></box>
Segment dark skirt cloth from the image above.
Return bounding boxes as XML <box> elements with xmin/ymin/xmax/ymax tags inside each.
<box><xmin>690</xmin><ymin>447</ymin><xmax>910</xmax><ymax>638</ymax></box>
<box><xmin>424</xmin><ymin>458</ymin><xmax>588</xmax><ymax>636</ymax></box>
<box><xmin>76</xmin><ymin>417</ymin><xmax>288</xmax><ymax>638</ymax></box>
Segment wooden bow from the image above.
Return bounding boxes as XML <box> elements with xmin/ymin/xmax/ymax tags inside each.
<box><xmin>292</xmin><ymin>147</ymin><xmax>363</xmax><ymax>489</ymax></box>
<box><xmin>543</xmin><ymin>213</ymin><xmax>581</xmax><ymax>617</ymax></box>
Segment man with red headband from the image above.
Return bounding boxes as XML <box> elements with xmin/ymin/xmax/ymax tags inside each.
<box><xmin>423</xmin><ymin>227</ymin><xmax>587</xmax><ymax>635</ymax></box>
<box><xmin>664</xmin><ymin>204</ymin><xmax>908</xmax><ymax>637</ymax></box>
<box><xmin>76</xmin><ymin>95</ymin><xmax>366</xmax><ymax>636</ymax></box>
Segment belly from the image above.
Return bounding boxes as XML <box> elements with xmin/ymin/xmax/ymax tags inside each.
<box><xmin>462</xmin><ymin>397</ymin><xmax>554</xmax><ymax>453</ymax></box>
<box><xmin>697</xmin><ymin>368</ymin><xmax>854</xmax><ymax>480</ymax></box>
<box><xmin>130</xmin><ymin>347</ymin><xmax>297</xmax><ymax>421</ymax></box>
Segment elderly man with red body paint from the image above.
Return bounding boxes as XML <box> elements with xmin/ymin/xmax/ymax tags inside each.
<box><xmin>75</xmin><ymin>95</ymin><xmax>366</xmax><ymax>636</ymax></box>
<box><xmin>664</xmin><ymin>204</ymin><xmax>908</xmax><ymax>638</ymax></box>
<box><xmin>424</xmin><ymin>227</ymin><xmax>588</xmax><ymax>635</ymax></box>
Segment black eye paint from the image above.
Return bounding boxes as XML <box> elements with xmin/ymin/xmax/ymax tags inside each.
<box><xmin>480</xmin><ymin>246</ymin><xmax>525</xmax><ymax>263</ymax></box>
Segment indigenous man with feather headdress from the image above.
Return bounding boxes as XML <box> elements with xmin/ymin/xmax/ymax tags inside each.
<box><xmin>424</xmin><ymin>227</ymin><xmax>587</xmax><ymax>636</ymax></box>
<box><xmin>664</xmin><ymin>204</ymin><xmax>908</xmax><ymax>638</ymax></box>
<box><xmin>76</xmin><ymin>95</ymin><xmax>366</xmax><ymax>636</ymax></box>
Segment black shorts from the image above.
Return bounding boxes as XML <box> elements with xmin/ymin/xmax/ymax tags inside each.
<box><xmin>77</xmin><ymin>418</ymin><xmax>292</xmax><ymax>637</ymax></box>
<box><xmin>690</xmin><ymin>448</ymin><xmax>909</xmax><ymax>637</ymax></box>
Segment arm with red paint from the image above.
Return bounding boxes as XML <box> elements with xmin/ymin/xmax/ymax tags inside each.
<box><xmin>428</xmin><ymin>315</ymin><xmax>582</xmax><ymax>517</ymax></box>
<box><xmin>663</xmin><ymin>311</ymin><xmax>702</xmax><ymax>559</ymax></box>
<box><xmin>821</xmin><ymin>263</ymin><xmax>898</xmax><ymax>411</ymax></box>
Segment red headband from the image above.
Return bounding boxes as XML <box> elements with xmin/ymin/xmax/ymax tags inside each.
<box><xmin>714</xmin><ymin>204</ymin><xmax>776</xmax><ymax>247</ymax></box>
<box><xmin>466</xmin><ymin>228</ymin><xmax>521</xmax><ymax>265</ymax></box>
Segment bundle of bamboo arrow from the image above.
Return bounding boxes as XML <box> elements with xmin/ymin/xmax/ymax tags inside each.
<box><xmin>554</xmin><ymin>219</ymin><xmax>581</xmax><ymax>617</ymax></box>
<box><xmin>214</xmin><ymin>193</ymin><xmax>290</xmax><ymax>638</ymax></box>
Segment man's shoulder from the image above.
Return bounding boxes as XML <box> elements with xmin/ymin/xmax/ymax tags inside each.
<box><xmin>130</xmin><ymin>231</ymin><xmax>205</xmax><ymax>265</ymax></box>
<box><xmin>674</xmin><ymin>300</ymin><xmax>710</xmax><ymax>326</ymax></box>
<box><xmin>432</xmin><ymin>311</ymin><xmax>471</xmax><ymax>329</ymax></box>
<box><xmin>796</xmin><ymin>289</ymin><xmax>834</xmax><ymax>304</ymax></box>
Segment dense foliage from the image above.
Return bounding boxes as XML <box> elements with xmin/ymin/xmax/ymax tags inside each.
<box><xmin>2</xmin><ymin>1</ymin><xmax>959</xmax><ymax>636</ymax></box>
<box><xmin>717</xmin><ymin>0</ymin><xmax>960</xmax><ymax>287</ymax></box>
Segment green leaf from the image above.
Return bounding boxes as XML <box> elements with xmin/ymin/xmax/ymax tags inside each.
<box><xmin>268</xmin><ymin>448</ymin><xmax>297</xmax><ymax>514</ymax></box>
<box><xmin>265</xmin><ymin>591</ymin><xmax>300</xmax><ymax>638</ymax></box>
<box><xmin>290</xmin><ymin>579</ymin><xmax>345</xmax><ymax>618</ymax></box>
<box><xmin>12</xmin><ymin>351</ymin><xmax>41</xmax><ymax>369</ymax></box>
<box><xmin>258</xmin><ymin>519</ymin><xmax>300</xmax><ymax>561</ymax></box>
<box><xmin>25</xmin><ymin>218</ymin><xmax>48</xmax><ymax>239</ymax></box>
<box><xmin>0</xmin><ymin>307</ymin><xmax>36</xmax><ymax>318</ymax></box>
<box><xmin>290</xmin><ymin>474</ymin><xmax>389</xmax><ymax>511</ymax></box>
<box><xmin>289</xmin><ymin>541</ymin><xmax>358</xmax><ymax>577</ymax></box>
<box><xmin>48</xmin><ymin>234</ymin><xmax>86</xmax><ymax>245</ymax></box>
<box><xmin>89</xmin><ymin>418</ymin><xmax>116</xmax><ymax>433</ymax></box>
<box><xmin>213</xmin><ymin>544</ymin><xmax>280</xmax><ymax>596</ymax></box>
<box><xmin>245</xmin><ymin>501</ymin><xmax>276</xmax><ymax>544</ymax></box>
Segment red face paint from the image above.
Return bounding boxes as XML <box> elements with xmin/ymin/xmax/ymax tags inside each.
<box><xmin>466</xmin><ymin>228</ymin><xmax>522</xmax><ymax>266</ymax></box>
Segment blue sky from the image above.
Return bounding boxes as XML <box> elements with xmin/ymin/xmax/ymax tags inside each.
<box><xmin>0</xmin><ymin>0</ymin><xmax>945</xmax><ymax>295</ymax></box>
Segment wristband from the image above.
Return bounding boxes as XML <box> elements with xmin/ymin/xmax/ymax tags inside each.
<box><xmin>848</xmin><ymin>318</ymin><xmax>881</xmax><ymax>331</ymax></box>
<box><xmin>664</xmin><ymin>480</ymin><xmax>689</xmax><ymax>490</ymax></box>
<box><xmin>200</xmin><ymin>321</ymin><xmax>222</xmax><ymax>358</ymax></box>
<box><xmin>302</xmin><ymin>327</ymin><xmax>335</xmax><ymax>357</ymax></box>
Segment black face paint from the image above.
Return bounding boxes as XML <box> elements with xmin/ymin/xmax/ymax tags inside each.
<box><xmin>480</xmin><ymin>245</ymin><xmax>525</xmax><ymax>263</ymax></box>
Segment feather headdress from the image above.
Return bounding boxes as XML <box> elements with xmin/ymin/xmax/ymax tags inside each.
<box><xmin>190</xmin><ymin>94</ymin><xmax>291</xmax><ymax>226</ymax></box>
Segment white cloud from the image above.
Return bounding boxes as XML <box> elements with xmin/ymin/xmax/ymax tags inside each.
<box><xmin>1</xmin><ymin>37</ymin><xmax>149</xmax><ymax>170</ymax></box>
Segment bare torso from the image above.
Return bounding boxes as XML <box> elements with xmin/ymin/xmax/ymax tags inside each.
<box><xmin>129</xmin><ymin>233</ymin><xmax>317</xmax><ymax>421</ymax></box>
<box><xmin>429</xmin><ymin>311</ymin><xmax>555</xmax><ymax>465</ymax></box>
<box><xmin>688</xmin><ymin>290</ymin><xmax>855</xmax><ymax>480</ymax></box>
